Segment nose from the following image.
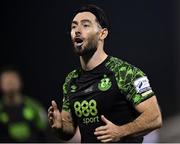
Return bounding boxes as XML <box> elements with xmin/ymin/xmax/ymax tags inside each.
<box><xmin>75</xmin><ymin>26</ymin><xmax>81</xmax><ymax>36</ymax></box>
<box><xmin>75</xmin><ymin>31</ymin><xmax>81</xmax><ymax>36</ymax></box>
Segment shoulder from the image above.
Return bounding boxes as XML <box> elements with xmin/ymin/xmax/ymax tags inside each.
<box><xmin>105</xmin><ymin>56</ymin><xmax>146</xmax><ymax>92</ymax></box>
<box><xmin>105</xmin><ymin>56</ymin><xmax>145</xmax><ymax>77</ymax></box>
<box><xmin>63</xmin><ymin>69</ymin><xmax>80</xmax><ymax>95</ymax></box>
<box><xmin>64</xmin><ymin>69</ymin><xmax>80</xmax><ymax>82</ymax></box>
<box><xmin>24</xmin><ymin>96</ymin><xmax>44</xmax><ymax>111</ymax></box>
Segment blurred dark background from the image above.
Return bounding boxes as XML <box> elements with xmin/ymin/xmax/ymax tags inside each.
<box><xmin>1</xmin><ymin>0</ymin><xmax>179</xmax><ymax>141</ymax></box>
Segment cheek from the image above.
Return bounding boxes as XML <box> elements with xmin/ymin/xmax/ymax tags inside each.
<box><xmin>71</xmin><ymin>31</ymin><xmax>75</xmax><ymax>40</ymax></box>
<box><xmin>82</xmin><ymin>30</ymin><xmax>93</xmax><ymax>41</ymax></box>
<box><xmin>81</xmin><ymin>28</ymin><xmax>92</xmax><ymax>37</ymax></box>
<box><xmin>87</xmin><ymin>31</ymin><xmax>99</xmax><ymax>41</ymax></box>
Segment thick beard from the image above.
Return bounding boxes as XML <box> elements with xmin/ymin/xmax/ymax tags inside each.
<box><xmin>73</xmin><ymin>35</ymin><xmax>98</xmax><ymax>57</ymax></box>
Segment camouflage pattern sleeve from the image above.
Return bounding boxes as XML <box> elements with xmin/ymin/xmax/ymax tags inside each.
<box><xmin>120</xmin><ymin>63</ymin><xmax>154</xmax><ymax>106</ymax></box>
<box><xmin>62</xmin><ymin>69</ymin><xmax>79</xmax><ymax>112</ymax></box>
<box><xmin>106</xmin><ymin>57</ymin><xmax>154</xmax><ymax>106</ymax></box>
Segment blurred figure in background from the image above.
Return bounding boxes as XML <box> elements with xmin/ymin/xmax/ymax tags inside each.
<box><xmin>0</xmin><ymin>67</ymin><xmax>48</xmax><ymax>142</ymax></box>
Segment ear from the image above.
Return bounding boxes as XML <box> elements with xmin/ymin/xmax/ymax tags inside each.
<box><xmin>99</xmin><ymin>28</ymin><xmax>108</xmax><ymax>40</ymax></box>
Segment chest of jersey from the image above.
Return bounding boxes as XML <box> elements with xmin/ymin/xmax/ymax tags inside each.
<box><xmin>0</xmin><ymin>103</ymin><xmax>40</xmax><ymax>142</ymax></box>
<box><xmin>70</xmin><ymin>71</ymin><xmax>116</xmax><ymax>122</ymax></box>
<box><xmin>67</xmin><ymin>68</ymin><xmax>137</xmax><ymax>127</ymax></box>
<box><xmin>62</xmin><ymin>56</ymin><xmax>147</xmax><ymax>142</ymax></box>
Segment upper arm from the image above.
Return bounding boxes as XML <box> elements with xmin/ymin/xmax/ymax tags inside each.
<box><xmin>135</xmin><ymin>95</ymin><xmax>162</xmax><ymax>129</ymax></box>
<box><xmin>62</xmin><ymin>92</ymin><xmax>77</xmax><ymax>132</ymax></box>
<box><xmin>116</xmin><ymin>62</ymin><xmax>155</xmax><ymax>106</ymax></box>
<box><xmin>113</xmin><ymin>61</ymin><xmax>162</xmax><ymax>119</ymax></box>
<box><xmin>61</xmin><ymin>110</ymin><xmax>77</xmax><ymax>139</ymax></box>
<box><xmin>61</xmin><ymin>70</ymin><xmax>79</xmax><ymax>130</ymax></box>
<box><xmin>62</xmin><ymin>70</ymin><xmax>78</xmax><ymax>112</ymax></box>
<box><xmin>105</xmin><ymin>57</ymin><xmax>155</xmax><ymax>106</ymax></box>
<box><xmin>135</xmin><ymin>95</ymin><xmax>161</xmax><ymax>114</ymax></box>
<box><xmin>61</xmin><ymin>110</ymin><xmax>77</xmax><ymax>128</ymax></box>
<box><xmin>62</xmin><ymin>95</ymin><xmax>77</xmax><ymax>131</ymax></box>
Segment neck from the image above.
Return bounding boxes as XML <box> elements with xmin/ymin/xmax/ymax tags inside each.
<box><xmin>80</xmin><ymin>43</ymin><xmax>108</xmax><ymax>71</ymax></box>
<box><xmin>3</xmin><ymin>92</ymin><xmax>23</xmax><ymax>107</ymax></box>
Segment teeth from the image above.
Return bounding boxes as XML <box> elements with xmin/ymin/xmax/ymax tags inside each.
<box><xmin>76</xmin><ymin>42</ymin><xmax>83</xmax><ymax>47</ymax></box>
<box><xmin>74</xmin><ymin>37</ymin><xmax>84</xmax><ymax>47</ymax></box>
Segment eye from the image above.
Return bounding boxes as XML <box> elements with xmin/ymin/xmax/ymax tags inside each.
<box><xmin>71</xmin><ymin>25</ymin><xmax>76</xmax><ymax>29</ymax></box>
<box><xmin>83</xmin><ymin>24</ymin><xmax>90</xmax><ymax>28</ymax></box>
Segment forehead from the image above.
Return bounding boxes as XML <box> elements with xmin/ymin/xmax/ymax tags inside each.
<box><xmin>72</xmin><ymin>12</ymin><xmax>97</xmax><ymax>23</ymax></box>
<box><xmin>1</xmin><ymin>72</ymin><xmax>19</xmax><ymax>79</ymax></box>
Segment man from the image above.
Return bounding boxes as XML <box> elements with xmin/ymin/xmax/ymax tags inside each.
<box><xmin>48</xmin><ymin>5</ymin><xmax>162</xmax><ymax>143</ymax></box>
<box><xmin>0</xmin><ymin>67</ymin><xmax>47</xmax><ymax>142</ymax></box>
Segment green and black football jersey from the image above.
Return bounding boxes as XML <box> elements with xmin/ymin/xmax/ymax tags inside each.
<box><xmin>0</xmin><ymin>96</ymin><xmax>47</xmax><ymax>142</ymax></box>
<box><xmin>62</xmin><ymin>56</ymin><xmax>154</xmax><ymax>143</ymax></box>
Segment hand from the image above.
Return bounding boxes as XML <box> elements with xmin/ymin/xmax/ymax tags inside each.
<box><xmin>94</xmin><ymin>115</ymin><xmax>122</xmax><ymax>142</ymax></box>
<box><xmin>48</xmin><ymin>100</ymin><xmax>62</xmax><ymax>129</ymax></box>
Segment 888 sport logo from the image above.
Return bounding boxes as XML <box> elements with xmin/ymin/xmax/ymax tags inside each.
<box><xmin>73</xmin><ymin>99</ymin><xmax>99</xmax><ymax>124</ymax></box>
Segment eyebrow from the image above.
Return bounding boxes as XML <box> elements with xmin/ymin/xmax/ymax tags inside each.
<box><xmin>72</xmin><ymin>21</ymin><xmax>78</xmax><ymax>25</ymax></box>
<box><xmin>72</xmin><ymin>19</ymin><xmax>92</xmax><ymax>25</ymax></box>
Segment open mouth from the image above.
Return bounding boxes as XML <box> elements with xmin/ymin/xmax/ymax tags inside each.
<box><xmin>74</xmin><ymin>37</ymin><xmax>84</xmax><ymax>47</ymax></box>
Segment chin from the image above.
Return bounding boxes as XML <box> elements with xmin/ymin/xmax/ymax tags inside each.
<box><xmin>75</xmin><ymin>51</ymin><xmax>85</xmax><ymax>56</ymax></box>
<box><xmin>74</xmin><ymin>46</ymin><xmax>85</xmax><ymax>56</ymax></box>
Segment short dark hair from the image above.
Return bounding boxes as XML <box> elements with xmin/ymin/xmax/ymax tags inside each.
<box><xmin>72</xmin><ymin>4</ymin><xmax>110</xmax><ymax>30</ymax></box>
<box><xmin>0</xmin><ymin>66</ymin><xmax>21</xmax><ymax>78</ymax></box>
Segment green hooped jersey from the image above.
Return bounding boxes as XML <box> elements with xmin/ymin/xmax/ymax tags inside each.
<box><xmin>62</xmin><ymin>56</ymin><xmax>154</xmax><ymax>143</ymax></box>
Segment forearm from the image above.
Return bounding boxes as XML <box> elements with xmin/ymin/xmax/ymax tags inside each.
<box><xmin>53</xmin><ymin>117</ymin><xmax>76</xmax><ymax>140</ymax></box>
<box><xmin>118</xmin><ymin>106</ymin><xmax>162</xmax><ymax>138</ymax></box>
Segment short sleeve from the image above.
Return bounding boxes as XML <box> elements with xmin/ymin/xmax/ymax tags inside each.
<box><xmin>62</xmin><ymin>70</ymin><xmax>79</xmax><ymax>112</ymax></box>
<box><xmin>116</xmin><ymin>62</ymin><xmax>155</xmax><ymax>106</ymax></box>
<box><xmin>62</xmin><ymin>88</ymin><xmax>71</xmax><ymax>112</ymax></box>
<box><xmin>62</xmin><ymin>77</ymin><xmax>71</xmax><ymax>112</ymax></box>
